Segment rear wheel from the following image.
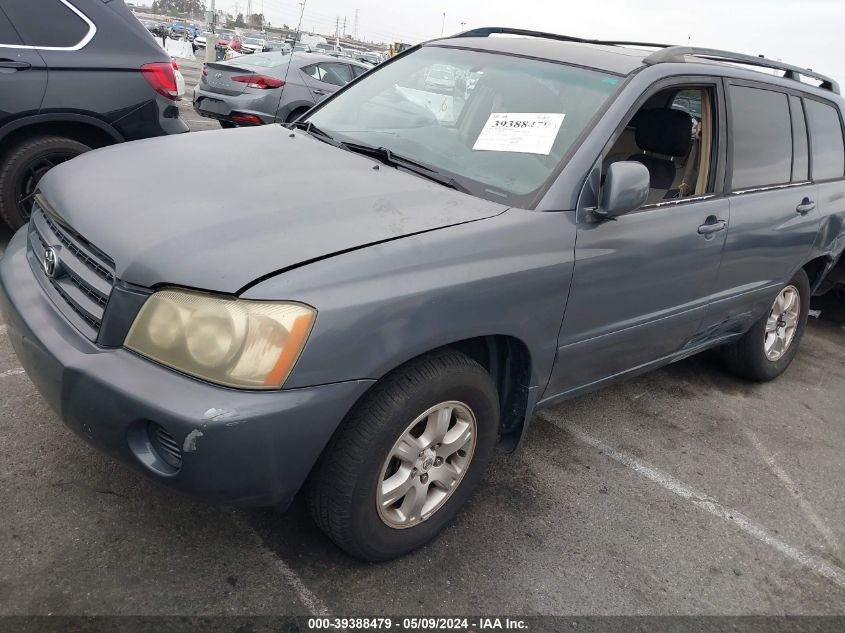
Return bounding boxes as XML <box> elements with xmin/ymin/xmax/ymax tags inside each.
<box><xmin>0</xmin><ymin>136</ymin><xmax>90</xmax><ymax>230</ymax></box>
<box><xmin>721</xmin><ymin>269</ymin><xmax>810</xmax><ymax>381</ymax></box>
<box><xmin>285</xmin><ymin>107</ymin><xmax>310</xmax><ymax>124</ymax></box>
<box><xmin>308</xmin><ymin>349</ymin><xmax>499</xmax><ymax>561</ymax></box>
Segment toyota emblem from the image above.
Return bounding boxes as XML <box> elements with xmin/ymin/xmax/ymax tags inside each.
<box><xmin>42</xmin><ymin>247</ymin><xmax>58</xmax><ymax>278</ymax></box>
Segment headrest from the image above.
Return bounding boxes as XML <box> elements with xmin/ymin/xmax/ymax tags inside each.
<box><xmin>634</xmin><ymin>108</ymin><xmax>692</xmax><ymax>157</ymax></box>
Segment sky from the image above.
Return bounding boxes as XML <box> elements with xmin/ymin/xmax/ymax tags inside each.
<box><xmin>209</xmin><ymin>0</ymin><xmax>845</xmax><ymax>87</ymax></box>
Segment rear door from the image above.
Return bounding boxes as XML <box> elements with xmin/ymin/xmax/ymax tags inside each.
<box><xmin>0</xmin><ymin>7</ymin><xmax>47</xmax><ymax>127</ymax></box>
<box><xmin>700</xmin><ymin>82</ymin><xmax>821</xmax><ymax>335</ymax></box>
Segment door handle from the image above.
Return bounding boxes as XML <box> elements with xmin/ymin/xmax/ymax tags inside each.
<box><xmin>697</xmin><ymin>217</ymin><xmax>727</xmax><ymax>236</ymax></box>
<box><xmin>796</xmin><ymin>198</ymin><xmax>816</xmax><ymax>215</ymax></box>
<box><xmin>313</xmin><ymin>89</ymin><xmax>327</xmax><ymax>95</ymax></box>
<box><xmin>0</xmin><ymin>60</ymin><xmax>32</xmax><ymax>70</ymax></box>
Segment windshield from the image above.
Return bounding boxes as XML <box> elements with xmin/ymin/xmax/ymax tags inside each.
<box><xmin>306</xmin><ymin>46</ymin><xmax>620</xmax><ymax>206</ymax></box>
<box><xmin>245</xmin><ymin>38</ymin><xmax>262</xmax><ymax>44</ymax></box>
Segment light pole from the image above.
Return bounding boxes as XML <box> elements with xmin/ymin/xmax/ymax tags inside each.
<box><xmin>460</xmin><ymin>21</ymin><xmax>466</xmax><ymax>31</ymax></box>
<box><xmin>441</xmin><ymin>12</ymin><xmax>446</xmax><ymax>36</ymax></box>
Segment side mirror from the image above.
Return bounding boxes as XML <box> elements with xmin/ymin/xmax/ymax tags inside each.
<box><xmin>596</xmin><ymin>161</ymin><xmax>650</xmax><ymax>219</ymax></box>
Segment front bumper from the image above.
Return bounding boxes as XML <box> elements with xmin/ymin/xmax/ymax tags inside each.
<box><xmin>0</xmin><ymin>229</ymin><xmax>373</xmax><ymax>507</ymax></box>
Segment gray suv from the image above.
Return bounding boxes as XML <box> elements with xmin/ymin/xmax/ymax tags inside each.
<box><xmin>2</xmin><ymin>28</ymin><xmax>845</xmax><ymax>561</ymax></box>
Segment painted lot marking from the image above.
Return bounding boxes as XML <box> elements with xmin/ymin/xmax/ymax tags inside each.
<box><xmin>1</xmin><ymin>368</ymin><xmax>24</xmax><ymax>379</ymax></box>
<box><xmin>545</xmin><ymin>417</ymin><xmax>845</xmax><ymax>592</ymax></box>
<box><xmin>232</xmin><ymin>515</ymin><xmax>328</xmax><ymax>616</ymax></box>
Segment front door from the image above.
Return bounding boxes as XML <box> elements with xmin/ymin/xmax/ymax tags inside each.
<box><xmin>544</xmin><ymin>81</ymin><xmax>729</xmax><ymax>399</ymax></box>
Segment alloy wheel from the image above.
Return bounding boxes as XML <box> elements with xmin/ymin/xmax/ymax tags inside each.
<box><xmin>15</xmin><ymin>152</ymin><xmax>78</xmax><ymax>222</ymax></box>
<box><xmin>376</xmin><ymin>401</ymin><xmax>477</xmax><ymax>529</ymax></box>
<box><xmin>764</xmin><ymin>285</ymin><xmax>801</xmax><ymax>361</ymax></box>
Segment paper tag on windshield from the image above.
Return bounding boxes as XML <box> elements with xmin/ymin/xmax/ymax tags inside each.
<box><xmin>472</xmin><ymin>113</ymin><xmax>565</xmax><ymax>155</ymax></box>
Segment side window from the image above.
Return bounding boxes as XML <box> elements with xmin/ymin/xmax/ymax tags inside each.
<box><xmin>671</xmin><ymin>89</ymin><xmax>703</xmax><ymax>120</ymax></box>
<box><xmin>603</xmin><ymin>86</ymin><xmax>716</xmax><ymax>204</ymax></box>
<box><xmin>805</xmin><ymin>99</ymin><xmax>845</xmax><ymax>181</ymax></box>
<box><xmin>351</xmin><ymin>65</ymin><xmax>368</xmax><ymax>78</ymax></box>
<box><xmin>2</xmin><ymin>0</ymin><xmax>90</xmax><ymax>49</ymax></box>
<box><xmin>729</xmin><ymin>85</ymin><xmax>792</xmax><ymax>190</ymax></box>
<box><xmin>0</xmin><ymin>9</ymin><xmax>22</xmax><ymax>45</ymax></box>
<box><xmin>789</xmin><ymin>96</ymin><xmax>809</xmax><ymax>182</ymax></box>
<box><xmin>324</xmin><ymin>62</ymin><xmax>353</xmax><ymax>85</ymax></box>
<box><xmin>302</xmin><ymin>63</ymin><xmax>346</xmax><ymax>86</ymax></box>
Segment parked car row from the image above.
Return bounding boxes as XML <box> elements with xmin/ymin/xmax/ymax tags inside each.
<box><xmin>193</xmin><ymin>52</ymin><xmax>369</xmax><ymax>128</ymax></box>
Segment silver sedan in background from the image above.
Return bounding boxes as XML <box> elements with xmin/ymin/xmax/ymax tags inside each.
<box><xmin>193</xmin><ymin>52</ymin><xmax>369</xmax><ymax>128</ymax></box>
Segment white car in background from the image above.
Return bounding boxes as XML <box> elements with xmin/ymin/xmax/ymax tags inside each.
<box><xmin>195</xmin><ymin>31</ymin><xmax>213</xmax><ymax>48</ymax></box>
<box><xmin>241</xmin><ymin>37</ymin><xmax>267</xmax><ymax>54</ymax></box>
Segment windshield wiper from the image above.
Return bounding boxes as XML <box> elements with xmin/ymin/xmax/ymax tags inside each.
<box><xmin>286</xmin><ymin>120</ymin><xmax>341</xmax><ymax>146</ymax></box>
<box><xmin>341</xmin><ymin>143</ymin><xmax>472</xmax><ymax>194</ymax></box>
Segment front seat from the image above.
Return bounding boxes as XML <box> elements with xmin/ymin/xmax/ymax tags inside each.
<box><xmin>628</xmin><ymin>108</ymin><xmax>692</xmax><ymax>201</ymax></box>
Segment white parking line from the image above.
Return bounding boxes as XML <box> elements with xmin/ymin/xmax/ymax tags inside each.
<box><xmin>0</xmin><ymin>324</ymin><xmax>6</xmax><ymax>335</ymax></box>
<box><xmin>548</xmin><ymin>418</ymin><xmax>845</xmax><ymax>592</ymax></box>
<box><xmin>744</xmin><ymin>427</ymin><xmax>843</xmax><ymax>561</ymax></box>
<box><xmin>232</xmin><ymin>515</ymin><xmax>329</xmax><ymax>616</ymax></box>
<box><xmin>1</xmin><ymin>368</ymin><xmax>25</xmax><ymax>378</ymax></box>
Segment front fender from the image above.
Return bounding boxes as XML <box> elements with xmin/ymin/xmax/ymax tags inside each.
<box><xmin>243</xmin><ymin>208</ymin><xmax>577</xmax><ymax>392</ymax></box>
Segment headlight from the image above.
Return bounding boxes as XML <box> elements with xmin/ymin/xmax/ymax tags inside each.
<box><xmin>125</xmin><ymin>289</ymin><xmax>316</xmax><ymax>390</ymax></box>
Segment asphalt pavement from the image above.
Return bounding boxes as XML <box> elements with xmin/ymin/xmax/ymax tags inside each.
<box><xmin>0</xmin><ymin>60</ymin><xmax>844</xmax><ymax>615</ymax></box>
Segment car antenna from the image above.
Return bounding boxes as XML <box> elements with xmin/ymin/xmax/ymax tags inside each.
<box><xmin>280</xmin><ymin>0</ymin><xmax>309</xmax><ymax>123</ymax></box>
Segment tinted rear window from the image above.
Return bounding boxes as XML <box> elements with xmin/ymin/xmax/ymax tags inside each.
<box><xmin>805</xmin><ymin>99</ymin><xmax>845</xmax><ymax>181</ymax></box>
<box><xmin>3</xmin><ymin>0</ymin><xmax>89</xmax><ymax>48</ymax></box>
<box><xmin>730</xmin><ymin>85</ymin><xmax>792</xmax><ymax>190</ymax></box>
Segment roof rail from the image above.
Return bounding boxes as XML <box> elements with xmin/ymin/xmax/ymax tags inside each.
<box><xmin>644</xmin><ymin>46</ymin><xmax>840</xmax><ymax>94</ymax></box>
<box><xmin>451</xmin><ymin>28</ymin><xmax>840</xmax><ymax>95</ymax></box>
<box><xmin>452</xmin><ymin>27</ymin><xmax>673</xmax><ymax>50</ymax></box>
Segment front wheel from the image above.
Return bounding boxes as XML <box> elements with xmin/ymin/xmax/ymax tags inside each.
<box><xmin>721</xmin><ymin>269</ymin><xmax>810</xmax><ymax>381</ymax></box>
<box><xmin>308</xmin><ymin>350</ymin><xmax>499</xmax><ymax>561</ymax></box>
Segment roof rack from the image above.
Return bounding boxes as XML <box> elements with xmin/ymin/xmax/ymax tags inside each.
<box><xmin>643</xmin><ymin>46</ymin><xmax>839</xmax><ymax>94</ymax></box>
<box><xmin>451</xmin><ymin>27</ymin><xmax>840</xmax><ymax>95</ymax></box>
<box><xmin>453</xmin><ymin>27</ymin><xmax>673</xmax><ymax>50</ymax></box>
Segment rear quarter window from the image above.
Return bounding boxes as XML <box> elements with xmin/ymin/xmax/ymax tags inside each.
<box><xmin>3</xmin><ymin>0</ymin><xmax>91</xmax><ymax>49</ymax></box>
<box><xmin>805</xmin><ymin>99</ymin><xmax>845</xmax><ymax>181</ymax></box>
<box><xmin>729</xmin><ymin>85</ymin><xmax>792</xmax><ymax>190</ymax></box>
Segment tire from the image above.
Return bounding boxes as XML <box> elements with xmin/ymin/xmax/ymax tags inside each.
<box><xmin>308</xmin><ymin>349</ymin><xmax>499</xmax><ymax>561</ymax></box>
<box><xmin>721</xmin><ymin>268</ymin><xmax>810</xmax><ymax>382</ymax></box>
<box><xmin>286</xmin><ymin>107</ymin><xmax>309</xmax><ymax>124</ymax></box>
<box><xmin>0</xmin><ymin>136</ymin><xmax>90</xmax><ymax>231</ymax></box>
<box><xmin>219</xmin><ymin>121</ymin><xmax>236</xmax><ymax>129</ymax></box>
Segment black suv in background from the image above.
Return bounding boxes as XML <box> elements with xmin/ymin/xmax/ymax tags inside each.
<box><xmin>0</xmin><ymin>0</ymin><xmax>188</xmax><ymax>230</ymax></box>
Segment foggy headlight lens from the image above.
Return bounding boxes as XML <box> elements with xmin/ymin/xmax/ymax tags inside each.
<box><xmin>125</xmin><ymin>289</ymin><xmax>316</xmax><ymax>389</ymax></box>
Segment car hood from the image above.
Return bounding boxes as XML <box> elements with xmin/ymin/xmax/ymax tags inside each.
<box><xmin>38</xmin><ymin>126</ymin><xmax>508</xmax><ymax>294</ymax></box>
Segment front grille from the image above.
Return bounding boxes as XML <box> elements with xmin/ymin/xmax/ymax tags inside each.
<box><xmin>149</xmin><ymin>423</ymin><xmax>183</xmax><ymax>469</ymax></box>
<box><xmin>27</xmin><ymin>201</ymin><xmax>115</xmax><ymax>340</ymax></box>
